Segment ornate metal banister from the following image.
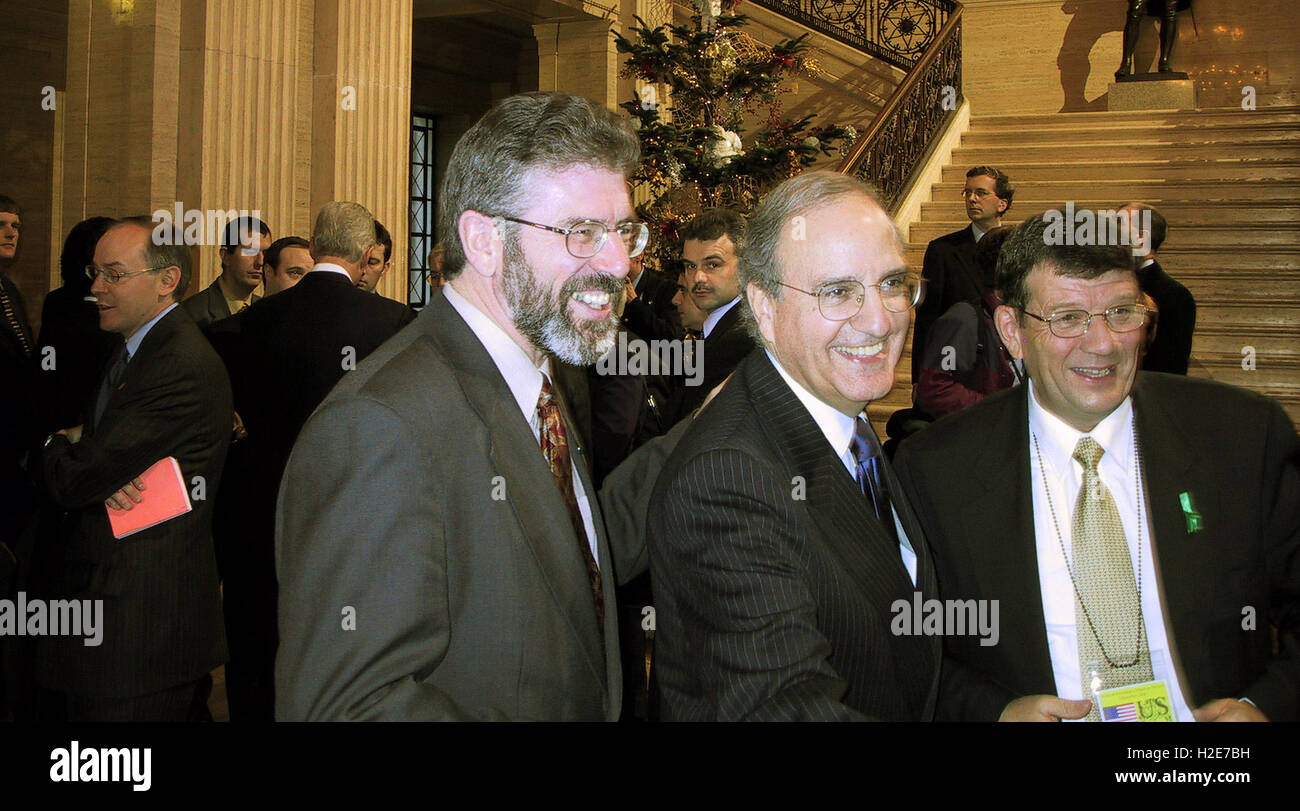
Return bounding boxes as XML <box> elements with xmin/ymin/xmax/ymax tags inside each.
<box><xmin>836</xmin><ymin>5</ymin><xmax>962</xmax><ymax>212</ymax></box>
<box><xmin>747</xmin><ymin>0</ymin><xmax>958</xmax><ymax>71</ymax></box>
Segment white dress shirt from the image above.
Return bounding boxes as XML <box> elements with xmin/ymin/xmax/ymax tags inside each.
<box><xmin>443</xmin><ymin>285</ymin><xmax>599</xmax><ymax>564</ymax></box>
<box><xmin>766</xmin><ymin>350</ymin><xmax>918</xmax><ymax>585</ymax></box>
<box><xmin>1026</xmin><ymin>380</ymin><xmax>1192</xmax><ymax>720</ymax></box>
<box><xmin>702</xmin><ymin>296</ymin><xmax>741</xmax><ymax>339</ymax></box>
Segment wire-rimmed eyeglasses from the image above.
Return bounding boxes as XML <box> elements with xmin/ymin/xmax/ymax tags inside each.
<box><xmin>498</xmin><ymin>216</ymin><xmax>649</xmax><ymax>259</ymax></box>
<box><xmin>1021</xmin><ymin>303</ymin><xmax>1153</xmax><ymax>338</ymax></box>
<box><xmin>777</xmin><ymin>273</ymin><xmax>925</xmax><ymax>321</ymax></box>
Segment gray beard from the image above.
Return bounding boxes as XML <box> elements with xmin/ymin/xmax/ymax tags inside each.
<box><xmin>502</xmin><ymin>236</ymin><xmax>621</xmax><ymax>365</ymax></box>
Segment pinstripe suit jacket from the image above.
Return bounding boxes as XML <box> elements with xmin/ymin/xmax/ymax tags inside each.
<box><xmin>648</xmin><ymin>350</ymin><xmax>941</xmax><ymax>720</ymax></box>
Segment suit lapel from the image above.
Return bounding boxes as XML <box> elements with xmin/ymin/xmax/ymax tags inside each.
<box><xmin>968</xmin><ymin>386</ymin><xmax>1057</xmax><ymax>693</ymax></box>
<box><xmin>1131</xmin><ymin>376</ymin><xmax>1206</xmax><ymax>701</ymax></box>
<box><xmin>747</xmin><ymin>354</ymin><xmax>915</xmax><ymax>598</ymax></box>
<box><xmin>424</xmin><ymin>295</ymin><xmax>609</xmax><ymax>692</ymax></box>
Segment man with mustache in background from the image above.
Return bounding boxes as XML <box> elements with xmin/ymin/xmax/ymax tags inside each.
<box><xmin>668</xmin><ymin>208</ymin><xmax>756</xmax><ymax>424</ymax></box>
<box><xmin>275</xmin><ymin>92</ymin><xmax>673</xmax><ymax>720</ymax></box>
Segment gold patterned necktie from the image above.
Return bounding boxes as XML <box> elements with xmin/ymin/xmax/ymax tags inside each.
<box><xmin>536</xmin><ymin>377</ymin><xmax>604</xmax><ymax>638</ymax></box>
<box><xmin>1070</xmin><ymin>436</ymin><xmax>1152</xmax><ymax>721</ymax></box>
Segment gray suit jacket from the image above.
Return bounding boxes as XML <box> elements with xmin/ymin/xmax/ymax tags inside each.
<box><xmin>274</xmin><ymin>289</ymin><xmax>667</xmax><ymax>720</ymax></box>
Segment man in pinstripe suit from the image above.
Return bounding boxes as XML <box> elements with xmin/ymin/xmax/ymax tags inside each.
<box><xmin>647</xmin><ymin>172</ymin><xmax>941</xmax><ymax>720</ymax></box>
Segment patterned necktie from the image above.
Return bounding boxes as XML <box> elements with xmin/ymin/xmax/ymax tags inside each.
<box><xmin>93</xmin><ymin>344</ymin><xmax>130</xmax><ymax>429</ymax></box>
<box><xmin>851</xmin><ymin>416</ymin><xmax>898</xmax><ymax>545</ymax></box>
<box><xmin>1071</xmin><ymin>436</ymin><xmax>1153</xmax><ymax>721</ymax></box>
<box><xmin>536</xmin><ymin>377</ymin><xmax>604</xmax><ymax>635</ymax></box>
<box><xmin>0</xmin><ymin>280</ymin><xmax>32</xmax><ymax>357</ymax></box>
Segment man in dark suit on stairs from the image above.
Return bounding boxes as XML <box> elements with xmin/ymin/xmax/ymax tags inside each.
<box><xmin>913</xmin><ymin>166</ymin><xmax>1014</xmax><ymax>381</ymax></box>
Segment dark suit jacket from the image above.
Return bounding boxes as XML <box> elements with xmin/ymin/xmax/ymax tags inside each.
<box><xmin>204</xmin><ymin>270</ymin><xmax>414</xmax><ymax>695</ymax></box>
<box><xmin>35</xmin><ymin>306</ymin><xmax>232</xmax><ymax>697</ymax></box>
<box><xmin>914</xmin><ymin>226</ymin><xmax>983</xmax><ymax>380</ymax></box>
<box><xmin>182</xmin><ymin>278</ymin><xmax>259</xmax><ymax>329</ymax></box>
<box><xmin>894</xmin><ymin>375</ymin><xmax>1300</xmax><ymax>721</ymax></box>
<box><xmin>648</xmin><ymin>349</ymin><xmax>941</xmax><ymax>720</ymax></box>
<box><xmin>273</xmin><ymin>289</ymin><xmax>675</xmax><ymax>720</ymax></box>
<box><xmin>670</xmin><ymin>300</ymin><xmax>754</xmax><ymax>423</ymax></box>
<box><xmin>621</xmin><ymin>269</ymin><xmax>683</xmax><ymax>342</ymax></box>
<box><xmin>1139</xmin><ymin>258</ymin><xmax>1196</xmax><ymax>375</ymax></box>
<box><xmin>0</xmin><ymin>273</ymin><xmax>36</xmax><ymax>549</ymax></box>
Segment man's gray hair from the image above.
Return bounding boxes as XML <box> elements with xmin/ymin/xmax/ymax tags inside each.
<box><xmin>739</xmin><ymin>170</ymin><xmax>900</xmax><ymax>342</ymax></box>
<box><xmin>312</xmin><ymin>201</ymin><xmax>376</xmax><ymax>263</ymax></box>
<box><xmin>437</xmin><ymin>92</ymin><xmax>640</xmax><ymax>281</ymax></box>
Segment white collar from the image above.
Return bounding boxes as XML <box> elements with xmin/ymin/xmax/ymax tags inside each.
<box><xmin>309</xmin><ymin>262</ymin><xmax>354</xmax><ymax>281</ymax></box>
<box><xmin>765</xmin><ymin>349</ymin><xmax>857</xmax><ymax>467</ymax></box>
<box><xmin>702</xmin><ymin>296</ymin><xmax>741</xmax><ymax>338</ymax></box>
<box><xmin>1027</xmin><ymin>378</ymin><xmax>1134</xmax><ymax>476</ymax></box>
<box><xmin>443</xmin><ymin>284</ymin><xmax>546</xmax><ymax>419</ymax></box>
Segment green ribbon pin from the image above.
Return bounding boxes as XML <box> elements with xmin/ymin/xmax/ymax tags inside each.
<box><xmin>1179</xmin><ymin>492</ymin><xmax>1203</xmax><ymax>533</ymax></box>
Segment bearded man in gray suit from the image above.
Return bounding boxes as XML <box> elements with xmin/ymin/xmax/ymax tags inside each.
<box><xmin>274</xmin><ymin>92</ymin><xmax>675</xmax><ymax>721</ymax></box>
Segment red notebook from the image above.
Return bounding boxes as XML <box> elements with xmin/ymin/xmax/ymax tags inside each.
<box><xmin>107</xmin><ymin>457</ymin><xmax>193</xmax><ymax>540</ymax></box>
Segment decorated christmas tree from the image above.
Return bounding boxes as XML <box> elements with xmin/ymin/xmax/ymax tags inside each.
<box><xmin>615</xmin><ymin>0</ymin><xmax>857</xmax><ymax>266</ymax></box>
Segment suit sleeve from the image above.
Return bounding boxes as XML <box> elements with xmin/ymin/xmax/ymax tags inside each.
<box><xmin>1239</xmin><ymin>400</ymin><xmax>1300</xmax><ymax>720</ymax></box>
<box><xmin>912</xmin><ymin>240</ymin><xmax>950</xmax><ymax>379</ymax></box>
<box><xmin>274</xmin><ymin>395</ymin><xmax>502</xmax><ymax>721</ymax></box>
<box><xmin>654</xmin><ymin>448</ymin><xmax>868</xmax><ymax>720</ymax></box>
<box><xmin>39</xmin><ymin>350</ymin><xmax>227</xmax><ymax>510</ymax></box>
<box><xmin>598</xmin><ymin>415</ymin><xmax>692</xmax><ymax>584</ymax></box>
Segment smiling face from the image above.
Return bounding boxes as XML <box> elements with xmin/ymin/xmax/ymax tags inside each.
<box><xmin>0</xmin><ymin>210</ymin><xmax>19</xmax><ymax>260</ymax></box>
<box><xmin>996</xmin><ymin>267</ymin><xmax>1145</xmax><ymax>432</ymax></box>
<box><xmin>89</xmin><ymin>223</ymin><xmax>178</xmax><ymax>339</ymax></box>
<box><xmin>750</xmin><ymin>195</ymin><xmax>910</xmax><ymax>416</ymax></box>
<box><xmin>682</xmin><ymin>234</ymin><xmax>740</xmax><ymax>313</ymax></box>
<box><xmin>501</xmin><ymin>164</ymin><xmax>633</xmax><ymax>365</ymax></box>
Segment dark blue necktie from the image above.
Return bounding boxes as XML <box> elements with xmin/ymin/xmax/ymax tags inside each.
<box><xmin>93</xmin><ymin>344</ymin><xmax>129</xmax><ymax>429</ymax></box>
<box><xmin>851</xmin><ymin>416</ymin><xmax>898</xmax><ymax>545</ymax></box>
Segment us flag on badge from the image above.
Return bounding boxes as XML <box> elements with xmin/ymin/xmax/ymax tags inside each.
<box><xmin>1103</xmin><ymin>703</ymin><xmax>1139</xmax><ymax>722</ymax></box>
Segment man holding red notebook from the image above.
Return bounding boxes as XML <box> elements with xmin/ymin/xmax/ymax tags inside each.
<box><xmin>36</xmin><ymin>216</ymin><xmax>231</xmax><ymax>721</ymax></box>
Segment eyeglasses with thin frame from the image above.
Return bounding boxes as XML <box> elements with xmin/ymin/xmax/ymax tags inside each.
<box><xmin>1021</xmin><ymin>303</ymin><xmax>1153</xmax><ymax>339</ymax></box>
<box><xmin>85</xmin><ymin>264</ymin><xmax>171</xmax><ymax>284</ymax></box>
<box><xmin>497</xmin><ymin>216</ymin><xmax>649</xmax><ymax>259</ymax></box>
<box><xmin>959</xmin><ymin>188</ymin><xmax>996</xmax><ymax>200</ymax></box>
<box><xmin>777</xmin><ymin>273</ymin><xmax>925</xmax><ymax>321</ymax></box>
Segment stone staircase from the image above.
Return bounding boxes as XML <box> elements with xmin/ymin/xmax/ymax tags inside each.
<box><xmin>872</xmin><ymin>106</ymin><xmax>1300</xmax><ymax>429</ymax></box>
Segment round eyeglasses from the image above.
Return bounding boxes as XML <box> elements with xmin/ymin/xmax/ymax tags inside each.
<box><xmin>1021</xmin><ymin>304</ymin><xmax>1153</xmax><ymax>338</ymax></box>
<box><xmin>777</xmin><ymin>274</ymin><xmax>925</xmax><ymax>321</ymax></box>
<box><xmin>85</xmin><ymin>264</ymin><xmax>169</xmax><ymax>284</ymax></box>
<box><xmin>498</xmin><ymin>216</ymin><xmax>649</xmax><ymax>259</ymax></box>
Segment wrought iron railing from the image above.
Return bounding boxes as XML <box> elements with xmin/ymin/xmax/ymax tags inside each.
<box><xmin>837</xmin><ymin>6</ymin><xmax>962</xmax><ymax>212</ymax></box>
<box><xmin>748</xmin><ymin>0</ymin><xmax>958</xmax><ymax>71</ymax></box>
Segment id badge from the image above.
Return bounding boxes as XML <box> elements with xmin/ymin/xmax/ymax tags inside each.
<box><xmin>1096</xmin><ymin>680</ymin><xmax>1175</xmax><ymax>722</ymax></box>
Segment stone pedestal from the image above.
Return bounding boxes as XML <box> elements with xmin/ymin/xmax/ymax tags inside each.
<box><xmin>1108</xmin><ymin>77</ymin><xmax>1197</xmax><ymax>111</ymax></box>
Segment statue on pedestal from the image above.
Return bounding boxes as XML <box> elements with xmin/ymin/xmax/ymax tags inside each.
<box><xmin>1116</xmin><ymin>0</ymin><xmax>1193</xmax><ymax>81</ymax></box>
